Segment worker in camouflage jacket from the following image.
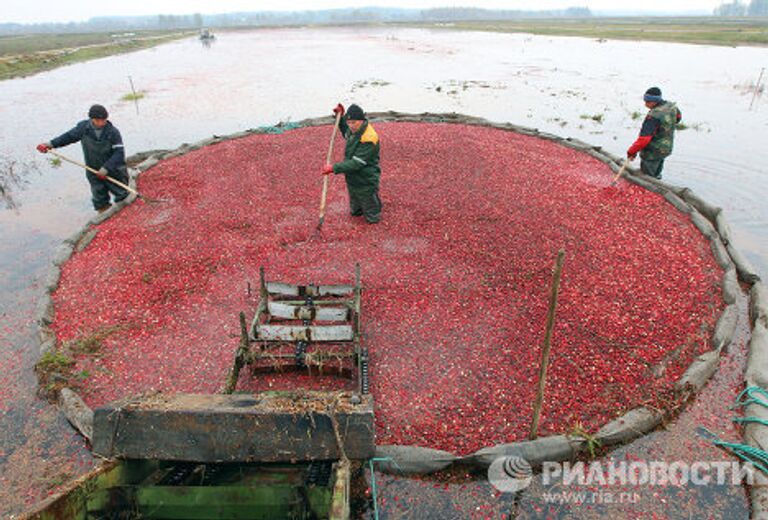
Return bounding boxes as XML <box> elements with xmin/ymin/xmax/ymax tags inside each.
<box><xmin>37</xmin><ymin>104</ymin><xmax>128</xmax><ymax>212</ymax></box>
<box><xmin>627</xmin><ymin>87</ymin><xmax>682</xmax><ymax>179</ymax></box>
<box><xmin>322</xmin><ymin>103</ymin><xmax>382</xmax><ymax>223</ymax></box>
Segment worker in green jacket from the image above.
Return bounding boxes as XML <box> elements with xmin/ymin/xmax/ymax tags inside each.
<box><xmin>627</xmin><ymin>87</ymin><xmax>682</xmax><ymax>179</ymax></box>
<box><xmin>322</xmin><ymin>103</ymin><xmax>382</xmax><ymax>224</ymax></box>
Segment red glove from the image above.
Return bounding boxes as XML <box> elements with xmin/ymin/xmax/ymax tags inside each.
<box><xmin>96</xmin><ymin>167</ymin><xmax>108</xmax><ymax>180</ymax></box>
<box><xmin>36</xmin><ymin>143</ymin><xmax>51</xmax><ymax>153</ymax></box>
<box><xmin>322</xmin><ymin>163</ymin><xmax>334</xmax><ymax>175</ymax></box>
<box><xmin>332</xmin><ymin>103</ymin><xmax>344</xmax><ymax>117</ymax></box>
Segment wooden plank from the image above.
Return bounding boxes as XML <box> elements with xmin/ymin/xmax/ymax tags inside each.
<box><xmin>92</xmin><ymin>392</ymin><xmax>375</xmax><ymax>463</ymax></box>
<box><xmin>59</xmin><ymin>387</ymin><xmax>94</xmax><ymax>441</ymax></box>
<box><xmin>224</xmin><ymin>312</ymin><xmax>251</xmax><ymax>394</ymax></box>
<box><xmin>265</xmin><ymin>281</ymin><xmax>299</xmax><ymax>296</ymax></box>
<box><xmin>265</xmin><ymin>282</ymin><xmax>354</xmax><ymax>297</ymax></box>
<box><xmin>311</xmin><ymin>326</ymin><xmax>353</xmax><ymax>341</ymax></box>
<box><xmin>268</xmin><ymin>302</ymin><xmax>349</xmax><ymax>322</ymax></box>
<box><xmin>255</xmin><ymin>325</ymin><xmax>353</xmax><ymax>342</ymax></box>
<box><xmin>313</xmin><ymin>306</ymin><xmax>349</xmax><ymax>321</ymax></box>
<box><xmin>317</xmin><ymin>284</ymin><xmax>354</xmax><ymax>296</ymax></box>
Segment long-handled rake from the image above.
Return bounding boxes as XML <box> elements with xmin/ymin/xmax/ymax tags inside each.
<box><xmin>610</xmin><ymin>158</ymin><xmax>630</xmax><ymax>187</ymax></box>
<box><xmin>47</xmin><ymin>149</ymin><xmax>165</xmax><ymax>204</ymax></box>
<box><xmin>316</xmin><ymin>111</ymin><xmax>343</xmax><ymax>231</ymax></box>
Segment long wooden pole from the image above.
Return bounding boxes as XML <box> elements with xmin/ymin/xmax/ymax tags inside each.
<box><xmin>317</xmin><ymin>111</ymin><xmax>343</xmax><ymax>230</ymax></box>
<box><xmin>223</xmin><ymin>311</ymin><xmax>250</xmax><ymax>394</ymax></box>
<box><xmin>128</xmin><ymin>75</ymin><xmax>139</xmax><ymax>115</ymax></box>
<box><xmin>530</xmin><ymin>249</ymin><xmax>566</xmax><ymax>440</ymax></box>
<box><xmin>47</xmin><ymin>149</ymin><xmax>154</xmax><ymax>203</ymax></box>
<box><xmin>750</xmin><ymin>67</ymin><xmax>765</xmax><ymax>111</ymax></box>
<box><xmin>610</xmin><ymin>158</ymin><xmax>630</xmax><ymax>186</ymax></box>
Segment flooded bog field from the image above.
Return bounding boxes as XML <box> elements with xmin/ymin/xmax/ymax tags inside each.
<box><xmin>0</xmin><ymin>27</ymin><xmax>765</xmax><ymax>518</ymax></box>
<box><xmin>50</xmin><ymin>122</ymin><xmax>721</xmax><ymax>454</ymax></box>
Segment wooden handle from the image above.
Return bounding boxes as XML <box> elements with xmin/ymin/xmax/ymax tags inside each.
<box><xmin>48</xmin><ymin>149</ymin><xmax>138</xmax><ymax>196</ymax></box>
<box><xmin>610</xmin><ymin>159</ymin><xmax>630</xmax><ymax>185</ymax></box>
<box><xmin>318</xmin><ymin>111</ymin><xmax>343</xmax><ymax>222</ymax></box>
<box><xmin>326</xmin><ymin>111</ymin><xmax>342</xmax><ymax>164</ymax></box>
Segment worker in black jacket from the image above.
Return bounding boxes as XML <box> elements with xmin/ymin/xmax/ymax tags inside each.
<box><xmin>37</xmin><ymin>104</ymin><xmax>128</xmax><ymax>212</ymax></box>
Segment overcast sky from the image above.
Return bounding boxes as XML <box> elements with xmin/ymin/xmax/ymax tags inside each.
<box><xmin>4</xmin><ymin>1</ymin><xmax>723</xmax><ymax>24</ymax></box>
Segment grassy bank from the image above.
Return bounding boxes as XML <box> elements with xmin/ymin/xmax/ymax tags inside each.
<box><xmin>413</xmin><ymin>17</ymin><xmax>768</xmax><ymax>47</ymax></box>
<box><xmin>0</xmin><ymin>30</ymin><xmax>193</xmax><ymax>81</ymax></box>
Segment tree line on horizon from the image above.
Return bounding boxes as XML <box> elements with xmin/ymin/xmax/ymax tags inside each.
<box><xmin>715</xmin><ymin>0</ymin><xmax>768</xmax><ymax>15</ymax></box>
<box><xmin>1</xmin><ymin>4</ymin><xmax>766</xmax><ymax>36</ymax></box>
<box><xmin>3</xmin><ymin>7</ymin><xmax>593</xmax><ymax>35</ymax></box>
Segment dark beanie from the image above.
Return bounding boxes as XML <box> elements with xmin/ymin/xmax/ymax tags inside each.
<box><xmin>88</xmin><ymin>104</ymin><xmax>108</xmax><ymax>119</ymax></box>
<box><xmin>643</xmin><ymin>87</ymin><xmax>663</xmax><ymax>103</ymax></box>
<box><xmin>346</xmin><ymin>104</ymin><xmax>365</xmax><ymax>121</ymax></box>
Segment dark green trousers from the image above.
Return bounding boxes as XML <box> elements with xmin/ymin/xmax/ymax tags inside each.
<box><xmin>347</xmin><ymin>184</ymin><xmax>382</xmax><ymax>223</ymax></box>
<box><xmin>640</xmin><ymin>157</ymin><xmax>665</xmax><ymax>179</ymax></box>
<box><xmin>86</xmin><ymin>167</ymin><xmax>129</xmax><ymax>210</ymax></box>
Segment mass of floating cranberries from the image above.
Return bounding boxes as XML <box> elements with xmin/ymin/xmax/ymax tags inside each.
<box><xmin>51</xmin><ymin>122</ymin><xmax>723</xmax><ymax>455</ymax></box>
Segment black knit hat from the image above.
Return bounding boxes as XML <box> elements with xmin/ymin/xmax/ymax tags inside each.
<box><xmin>346</xmin><ymin>104</ymin><xmax>365</xmax><ymax>121</ymax></box>
<box><xmin>88</xmin><ymin>104</ymin><xmax>108</xmax><ymax>119</ymax></box>
<box><xmin>643</xmin><ymin>87</ymin><xmax>662</xmax><ymax>102</ymax></box>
